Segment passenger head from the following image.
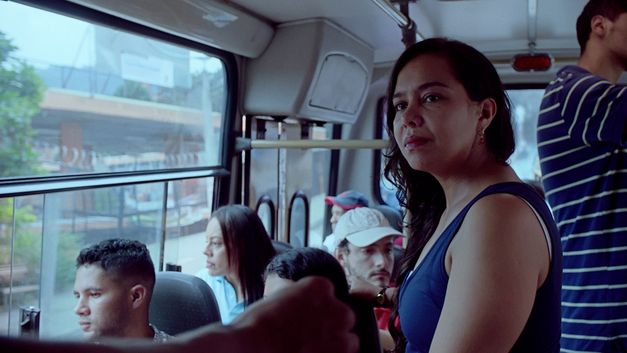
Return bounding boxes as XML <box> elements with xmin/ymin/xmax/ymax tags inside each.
<box><xmin>334</xmin><ymin>207</ymin><xmax>402</xmax><ymax>288</ymax></box>
<box><xmin>264</xmin><ymin>247</ymin><xmax>349</xmax><ymax>302</ymax></box>
<box><xmin>325</xmin><ymin>190</ymin><xmax>369</xmax><ymax>231</ymax></box>
<box><xmin>576</xmin><ymin>0</ymin><xmax>627</xmax><ymax>54</ymax></box>
<box><xmin>73</xmin><ymin>238</ymin><xmax>155</xmax><ymax>340</ymax></box>
<box><xmin>203</xmin><ymin>204</ymin><xmax>276</xmax><ymax>305</ymax></box>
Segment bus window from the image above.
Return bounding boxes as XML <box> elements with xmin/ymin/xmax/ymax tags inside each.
<box><xmin>506</xmin><ymin>88</ymin><xmax>545</xmax><ymax>181</ymax></box>
<box><xmin>0</xmin><ymin>2</ymin><xmax>226</xmax><ymax>178</ymax></box>
<box><xmin>287</xmin><ymin>191</ymin><xmax>309</xmax><ymax>248</ymax></box>
<box><xmin>0</xmin><ymin>1</ymin><xmax>231</xmax><ymax>338</ymax></box>
<box><xmin>248</xmin><ymin>118</ymin><xmax>331</xmax><ymax>246</ymax></box>
<box><xmin>255</xmin><ymin>195</ymin><xmax>276</xmax><ymax>239</ymax></box>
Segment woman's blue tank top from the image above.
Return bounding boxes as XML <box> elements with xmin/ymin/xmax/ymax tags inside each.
<box><xmin>398</xmin><ymin>182</ymin><xmax>561</xmax><ymax>353</ymax></box>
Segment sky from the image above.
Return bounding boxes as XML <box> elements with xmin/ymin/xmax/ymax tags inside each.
<box><xmin>0</xmin><ymin>1</ymin><xmax>221</xmax><ymax>73</ymax></box>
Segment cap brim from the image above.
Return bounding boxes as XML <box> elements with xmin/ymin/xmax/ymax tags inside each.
<box><xmin>324</xmin><ymin>196</ymin><xmax>335</xmax><ymax>205</ymax></box>
<box><xmin>346</xmin><ymin>227</ymin><xmax>403</xmax><ymax>247</ymax></box>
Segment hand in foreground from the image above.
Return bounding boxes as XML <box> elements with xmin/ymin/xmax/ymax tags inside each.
<box><xmin>201</xmin><ymin>276</ymin><xmax>359</xmax><ymax>353</ymax></box>
<box><xmin>347</xmin><ymin>274</ymin><xmax>381</xmax><ymax>303</ymax></box>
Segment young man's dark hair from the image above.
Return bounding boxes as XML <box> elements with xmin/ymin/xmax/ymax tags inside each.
<box><xmin>576</xmin><ymin>0</ymin><xmax>627</xmax><ymax>53</ymax></box>
<box><xmin>76</xmin><ymin>238</ymin><xmax>156</xmax><ymax>291</ymax></box>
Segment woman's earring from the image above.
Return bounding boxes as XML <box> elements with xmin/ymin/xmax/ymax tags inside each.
<box><xmin>478</xmin><ymin>129</ymin><xmax>486</xmax><ymax>145</ymax></box>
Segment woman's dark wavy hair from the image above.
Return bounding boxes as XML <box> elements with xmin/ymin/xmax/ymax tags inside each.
<box><xmin>211</xmin><ymin>204</ymin><xmax>276</xmax><ymax>306</ymax></box>
<box><xmin>383</xmin><ymin>38</ymin><xmax>514</xmax><ymax>352</ymax></box>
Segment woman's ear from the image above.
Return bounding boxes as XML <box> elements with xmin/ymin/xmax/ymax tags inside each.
<box><xmin>478</xmin><ymin>97</ymin><xmax>497</xmax><ymax>130</ymax></box>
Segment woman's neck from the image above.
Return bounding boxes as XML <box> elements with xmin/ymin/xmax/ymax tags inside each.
<box><xmin>436</xmin><ymin>162</ymin><xmax>518</xmax><ymax>220</ymax></box>
<box><xmin>225</xmin><ymin>273</ymin><xmax>244</xmax><ymax>302</ymax></box>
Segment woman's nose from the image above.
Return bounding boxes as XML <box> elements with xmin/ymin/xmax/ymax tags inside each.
<box><xmin>401</xmin><ymin>102</ymin><xmax>422</xmax><ymax>127</ymax></box>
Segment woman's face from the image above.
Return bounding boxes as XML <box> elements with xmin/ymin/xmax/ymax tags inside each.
<box><xmin>392</xmin><ymin>54</ymin><xmax>485</xmax><ymax>175</ymax></box>
<box><xmin>203</xmin><ymin>217</ymin><xmax>231</xmax><ymax>277</ymax></box>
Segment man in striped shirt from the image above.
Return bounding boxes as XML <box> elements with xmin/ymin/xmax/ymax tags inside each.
<box><xmin>537</xmin><ymin>0</ymin><xmax>627</xmax><ymax>351</ymax></box>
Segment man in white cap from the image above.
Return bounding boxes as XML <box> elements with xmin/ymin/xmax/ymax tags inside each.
<box><xmin>333</xmin><ymin>207</ymin><xmax>402</xmax><ymax>350</ymax></box>
<box><xmin>333</xmin><ymin>207</ymin><xmax>401</xmax><ymax>290</ymax></box>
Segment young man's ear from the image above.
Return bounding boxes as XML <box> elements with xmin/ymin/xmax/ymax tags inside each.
<box><xmin>129</xmin><ymin>284</ymin><xmax>148</xmax><ymax>309</ymax></box>
<box><xmin>590</xmin><ymin>15</ymin><xmax>608</xmax><ymax>38</ymax></box>
<box><xmin>334</xmin><ymin>247</ymin><xmax>347</xmax><ymax>266</ymax></box>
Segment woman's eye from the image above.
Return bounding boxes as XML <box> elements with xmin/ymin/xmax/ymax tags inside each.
<box><xmin>393</xmin><ymin>102</ymin><xmax>406</xmax><ymax>111</ymax></box>
<box><xmin>423</xmin><ymin>94</ymin><xmax>440</xmax><ymax>103</ymax></box>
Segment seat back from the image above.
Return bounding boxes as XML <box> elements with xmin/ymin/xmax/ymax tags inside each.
<box><xmin>149</xmin><ymin>271</ymin><xmax>221</xmax><ymax>335</ymax></box>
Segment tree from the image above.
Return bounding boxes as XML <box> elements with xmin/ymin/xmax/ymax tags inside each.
<box><xmin>0</xmin><ymin>31</ymin><xmax>45</xmax><ymax>178</ymax></box>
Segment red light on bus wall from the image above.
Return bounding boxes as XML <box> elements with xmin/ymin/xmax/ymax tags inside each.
<box><xmin>511</xmin><ymin>53</ymin><xmax>553</xmax><ymax>72</ymax></box>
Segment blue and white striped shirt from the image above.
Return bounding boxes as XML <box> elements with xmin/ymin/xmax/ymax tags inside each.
<box><xmin>537</xmin><ymin>65</ymin><xmax>627</xmax><ymax>352</ymax></box>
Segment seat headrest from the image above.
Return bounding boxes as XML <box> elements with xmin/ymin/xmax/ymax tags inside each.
<box><xmin>149</xmin><ymin>271</ymin><xmax>221</xmax><ymax>335</ymax></box>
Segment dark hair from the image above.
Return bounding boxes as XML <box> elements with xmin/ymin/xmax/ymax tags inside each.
<box><xmin>383</xmin><ymin>38</ymin><xmax>514</xmax><ymax>352</ymax></box>
<box><xmin>211</xmin><ymin>204</ymin><xmax>276</xmax><ymax>306</ymax></box>
<box><xmin>76</xmin><ymin>238</ymin><xmax>155</xmax><ymax>290</ymax></box>
<box><xmin>264</xmin><ymin>247</ymin><xmax>349</xmax><ymax>302</ymax></box>
<box><xmin>576</xmin><ymin>0</ymin><xmax>627</xmax><ymax>54</ymax></box>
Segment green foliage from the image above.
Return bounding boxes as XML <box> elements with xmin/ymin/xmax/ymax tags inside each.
<box><xmin>0</xmin><ymin>31</ymin><xmax>45</xmax><ymax>178</ymax></box>
<box><xmin>113</xmin><ymin>80</ymin><xmax>152</xmax><ymax>102</ymax></box>
<box><xmin>55</xmin><ymin>232</ymin><xmax>81</xmax><ymax>292</ymax></box>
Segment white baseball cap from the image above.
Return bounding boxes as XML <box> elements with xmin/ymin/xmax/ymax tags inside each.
<box><xmin>334</xmin><ymin>207</ymin><xmax>402</xmax><ymax>248</ymax></box>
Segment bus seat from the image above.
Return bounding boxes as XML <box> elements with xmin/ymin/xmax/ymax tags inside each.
<box><xmin>373</xmin><ymin>205</ymin><xmax>402</xmax><ymax>232</ymax></box>
<box><xmin>349</xmin><ymin>297</ymin><xmax>382</xmax><ymax>353</ymax></box>
<box><xmin>149</xmin><ymin>271</ymin><xmax>221</xmax><ymax>335</ymax></box>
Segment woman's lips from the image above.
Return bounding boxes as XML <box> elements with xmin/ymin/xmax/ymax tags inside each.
<box><xmin>404</xmin><ymin>135</ymin><xmax>429</xmax><ymax>149</ymax></box>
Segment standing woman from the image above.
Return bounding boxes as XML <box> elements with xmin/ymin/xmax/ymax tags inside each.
<box><xmin>196</xmin><ymin>205</ymin><xmax>276</xmax><ymax>324</ymax></box>
<box><xmin>385</xmin><ymin>38</ymin><xmax>561</xmax><ymax>353</ymax></box>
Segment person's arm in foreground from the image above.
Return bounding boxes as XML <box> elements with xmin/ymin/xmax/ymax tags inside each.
<box><xmin>0</xmin><ymin>277</ymin><xmax>359</xmax><ymax>353</ymax></box>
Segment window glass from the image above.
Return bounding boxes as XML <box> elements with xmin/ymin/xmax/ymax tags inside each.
<box><xmin>256</xmin><ymin>199</ymin><xmax>275</xmax><ymax>239</ymax></box>
<box><xmin>0</xmin><ymin>2</ymin><xmax>226</xmax><ymax>179</ymax></box>
<box><xmin>288</xmin><ymin>194</ymin><xmax>308</xmax><ymax>248</ymax></box>
<box><xmin>0</xmin><ymin>195</ymin><xmax>43</xmax><ymax>336</ymax></box>
<box><xmin>249</xmin><ymin>119</ymin><xmax>331</xmax><ymax>245</ymax></box>
<box><xmin>42</xmin><ymin>185</ymin><xmax>165</xmax><ymax>338</ymax></box>
<box><xmin>164</xmin><ymin>178</ymin><xmax>214</xmax><ymax>275</ymax></box>
<box><xmin>507</xmin><ymin>89</ymin><xmax>544</xmax><ymax>181</ymax></box>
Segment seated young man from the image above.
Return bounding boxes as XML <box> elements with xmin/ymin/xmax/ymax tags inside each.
<box><xmin>333</xmin><ymin>207</ymin><xmax>403</xmax><ymax>352</ymax></box>
<box><xmin>73</xmin><ymin>238</ymin><xmax>170</xmax><ymax>342</ymax></box>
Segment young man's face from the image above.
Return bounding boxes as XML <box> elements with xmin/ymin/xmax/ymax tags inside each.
<box><xmin>604</xmin><ymin>12</ymin><xmax>627</xmax><ymax>70</ymax></box>
<box><xmin>73</xmin><ymin>264</ymin><xmax>132</xmax><ymax>339</ymax></box>
<box><xmin>339</xmin><ymin>236</ymin><xmax>395</xmax><ymax>288</ymax></box>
